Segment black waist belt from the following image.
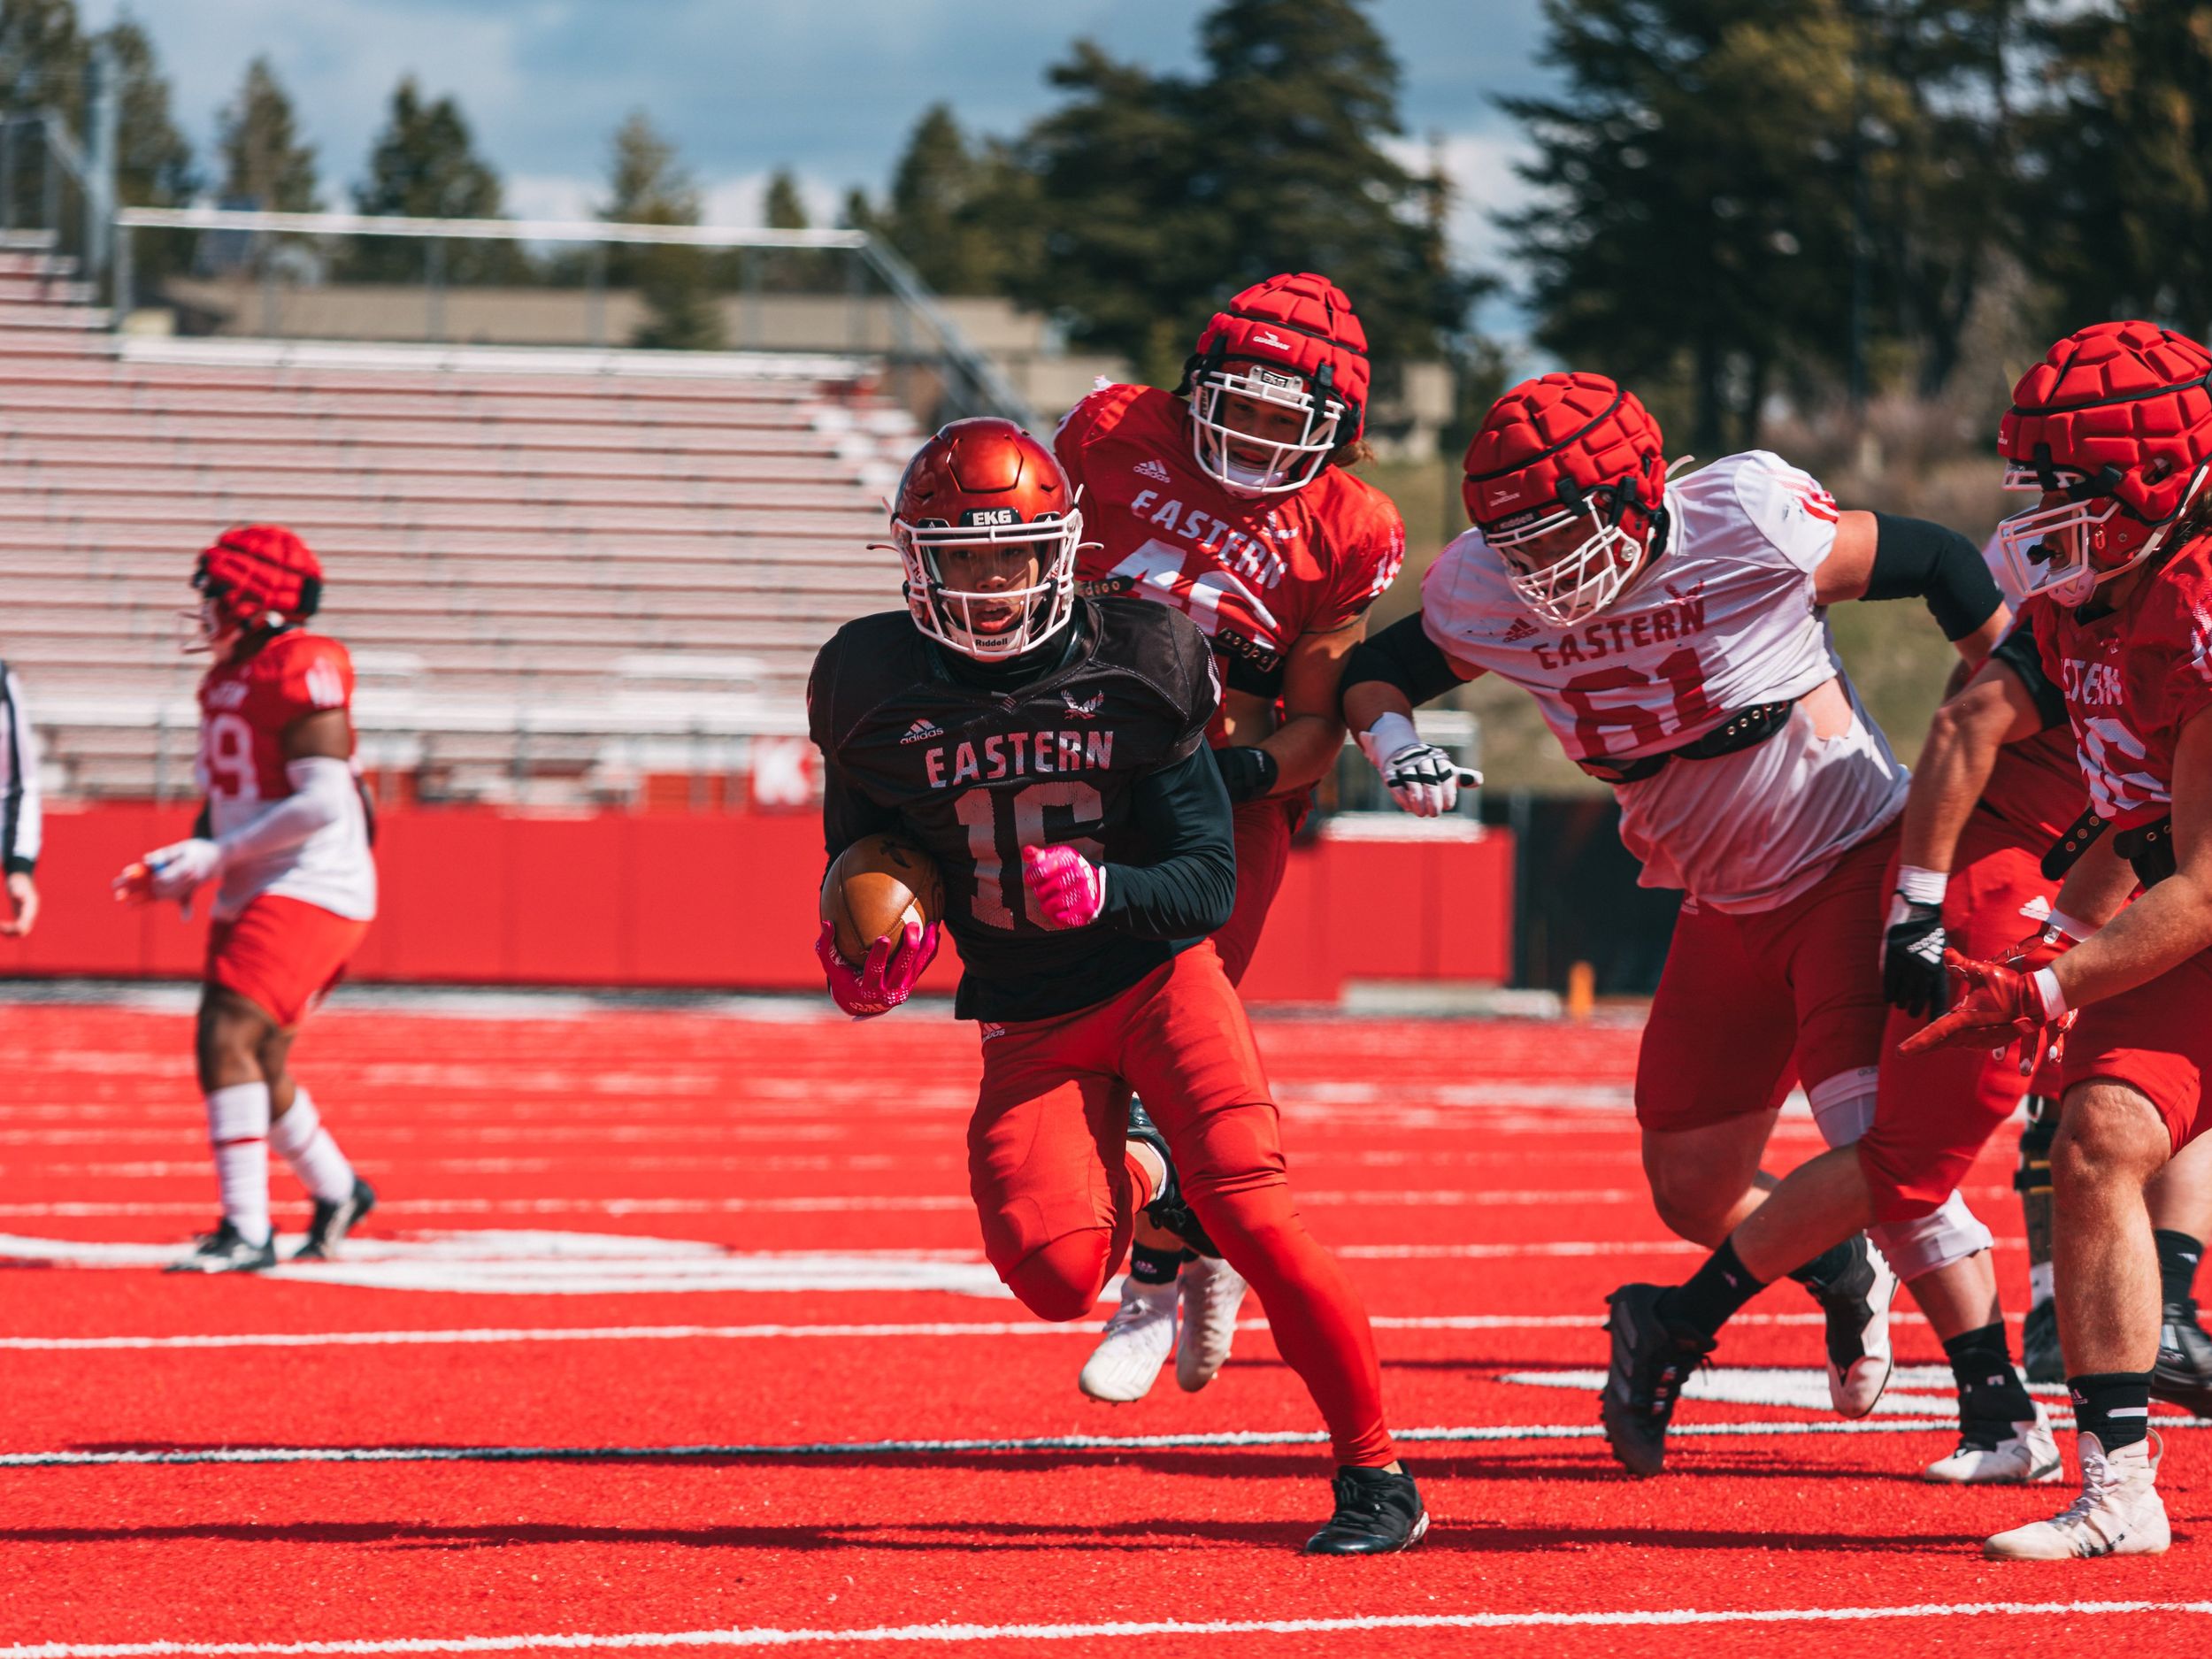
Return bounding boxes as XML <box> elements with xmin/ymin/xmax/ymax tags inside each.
<box><xmin>2040</xmin><ymin>806</ymin><xmax>2108</xmax><ymax>881</ymax></box>
<box><xmin>1577</xmin><ymin>700</ymin><xmax>1798</xmax><ymax>786</ymax></box>
<box><xmin>2115</xmin><ymin>817</ymin><xmax>2176</xmax><ymax>888</ymax></box>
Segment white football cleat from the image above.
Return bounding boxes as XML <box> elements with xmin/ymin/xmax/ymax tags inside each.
<box><xmin>1079</xmin><ymin>1276</ymin><xmax>1177</xmax><ymax>1403</ymax></box>
<box><xmin>1808</xmin><ymin>1236</ymin><xmax>1897</xmax><ymax>1417</ymax></box>
<box><xmin>1175</xmin><ymin>1254</ymin><xmax>1248</xmax><ymax>1393</ymax></box>
<box><xmin>1984</xmin><ymin>1432</ymin><xmax>2170</xmax><ymax>1559</ymax></box>
<box><xmin>1924</xmin><ymin>1402</ymin><xmax>2065</xmax><ymax>1485</ymax></box>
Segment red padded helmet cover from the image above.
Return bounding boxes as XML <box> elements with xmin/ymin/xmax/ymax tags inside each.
<box><xmin>2001</xmin><ymin>320</ymin><xmax>2212</xmax><ymax>534</ymax></box>
<box><xmin>196</xmin><ymin>524</ymin><xmax>323</xmax><ymax>631</ymax></box>
<box><xmin>1463</xmin><ymin>373</ymin><xmax>1667</xmax><ymax>534</ymax></box>
<box><xmin>1187</xmin><ymin>272</ymin><xmax>1370</xmax><ymax>436</ymax></box>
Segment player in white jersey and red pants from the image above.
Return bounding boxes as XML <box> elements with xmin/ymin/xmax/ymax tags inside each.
<box><xmin>115</xmin><ymin>527</ymin><xmax>378</xmax><ymax>1273</ymax></box>
<box><xmin>1055</xmin><ymin>273</ymin><xmax>1408</xmax><ymax>1403</ymax></box>
<box><xmin>1902</xmin><ymin>322</ymin><xmax>2212</xmax><ymax>1558</ymax></box>
<box><xmin>1340</xmin><ymin>373</ymin><xmax>2024</xmax><ymax>1471</ymax></box>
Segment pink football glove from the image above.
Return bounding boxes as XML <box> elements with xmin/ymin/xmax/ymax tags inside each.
<box><xmin>814</xmin><ymin>918</ymin><xmax>938</xmax><ymax>1019</ymax></box>
<box><xmin>1023</xmin><ymin>844</ymin><xmax>1107</xmax><ymax>929</ymax></box>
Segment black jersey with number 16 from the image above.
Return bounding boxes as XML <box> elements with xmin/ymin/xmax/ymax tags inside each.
<box><xmin>808</xmin><ymin>598</ymin><xmax>1221</xmax><ymax>1023</ymax></box>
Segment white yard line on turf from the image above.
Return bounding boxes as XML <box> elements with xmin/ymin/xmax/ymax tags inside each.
<box><xmin>7</xmin><ymin>1417</ymin><xmax>2208</xmax><ymax>1466</ymax></box>
<box><xmin>4</xmin><ymin>1601</ymin><xmax>2212</xmax><ymax>1655</ymax></box>
<box><xmin>0</xmin><ymin>1312</ymin><xmax>1845</xmax><ymax>1350</ymax></box>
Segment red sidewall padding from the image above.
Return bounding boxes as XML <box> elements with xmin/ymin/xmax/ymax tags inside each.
<box><xmin>2</xmin><ymin>803</ymin><xmax>1512</xmax><ymax>998</ymax></box>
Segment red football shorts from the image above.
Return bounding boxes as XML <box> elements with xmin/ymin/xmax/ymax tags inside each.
<box><xmin>1635</xmin><ymin>825</ymin><xmax>1897</xmax><ymax>1133</ymax></box>
<box><xmin>204</xmin><ymin>894</ymin><xmax>367</xmax><ymax>1029</ymax></box>
<box><xmin>969</xmin><ymin>940</ymin><xmax>1394</xmax><ymax>1467</ymax></box>
<box><xmin>1212</xmin><ymin>795</ymin><xmax>1302</xmax><ymax>986</ymax></box>
<box><xmin>2063</xmin><ymin>948</ymin><xmax>2212</xmax><ymax>1156</ymax></box>
<box><xmin>1858</xmin><ymin>808</ymin><xmax>2059</xmax><ymax>1222</ymax></box>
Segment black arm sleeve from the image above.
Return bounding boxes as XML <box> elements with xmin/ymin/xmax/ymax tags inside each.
<box><xmin>1100</xmin><ymin>742</ymin><xmax>1237</xmax><ymax>940</ymax></box>
<box><xmin>1989</xmin><ymin>626</ymin><xmax>2070</xmax><ymax>732</ymax></box>
<box><xmin>1863</xmin><ymin>514</ymin><xmax>2004</xmax><ymax>641</ymax></box>
<box><xmin>1340</xmin><ymin>611</ymin><xmax>1465</xmax><ymax>712</ymax></box>
<box><xmin>820</xmin><ymin>759</ymin><xmax>898</xmax><ymax>867</ymax></box>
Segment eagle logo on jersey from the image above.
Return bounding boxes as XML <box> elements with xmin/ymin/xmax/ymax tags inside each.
<box><xmin>1061</xmin><ymin>691</ymin><xmax>1104</xmax><ymax>719</ymax></box>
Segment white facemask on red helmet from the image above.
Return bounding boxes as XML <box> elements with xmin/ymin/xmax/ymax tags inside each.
<box><xmin>1179</xmin><ymin>273</ymin><xmax>1369</xmax><ymax>497</ymax></box>
<box><xmin>1996</xmin><ymin>320</ymin><xmax>2212</xmax><ymax>605</ymax></box>
<box><xmin>1463</xmin><ymin>373</ymin><xmax>1670</xmax><ymax>627</ymax></box>
<box><xmin>884</xmin><ymin>418</ymin><xmax>1085</xmax><ymax>662</ymax></box>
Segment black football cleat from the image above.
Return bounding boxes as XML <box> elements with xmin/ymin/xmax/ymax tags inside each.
<box><xmin>2022</xmin><ymin>1296</ymin><xmax>2064</xmax><ymax>1385</ymax></box>
<box><xmin>295</xmin><ymin>1177</ymin><xmax>377</xmax><ymax>1263</ymax></box>
<box><xmin>1601</xmin><ymin>1283</ymin><xmax>1714</xmax><ymax>1477</ymax></box>
<box><xmin>166</xmin><ymin>1220</ymin><xmax>276</xmax><ymax>1275</ymax></box>
<box><xmin>1302</xmin><ymin>1465</ymin><xmax>1428</xmax><ymax>1555</ymax></box>
<box><xmin>2153</xmin><ymin>1297</ymin><xmax>2212</xmax><ymax>1417</ymax></box>
<box><xmin>1125</xmin><ymin>1095</ymin><xmax>1220</xmax><ymax>1257</ymax></box>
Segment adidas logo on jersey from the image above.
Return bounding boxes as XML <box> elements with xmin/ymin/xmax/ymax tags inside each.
<box><xmin>900</xmin><ymin>718</ymin><xmax>944</xmax><ymax>744</ymax></box>
<box><xmin>1134</xmin><ymin>458</ymin><xmax>1173</xmax><ymax>483</ymax></box>
<box><xmin>1502</xmin><ymin>618</ymin><xmax>1540</xmax><ymax>643</ymax></box>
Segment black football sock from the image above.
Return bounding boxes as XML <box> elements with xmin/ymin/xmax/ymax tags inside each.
<box><xmin>1658</xmin><ymin>1238</ymin><xmax>1765</xmax><ymax>1340</ymax></box>
<box><xmin>2069</xmin><ymin>1370</ymin><xmax>2154</xmax><ymax>1454</ymax></box>
<box><xmin>2154</xmin><ymin>1229</ymin><xmax>2203</xmax><ymax>1307</ymax></box>
<box><xmin>1945</xmin><ymin>1321</ymin><xmax>2032</xmax><ymax>1431</ymax></box>
<box><xmin>1129</xmin><ymin>1243</ymin><xmax>1186</xmax><ymax>1286</ymax></box>
<box><xmin>1783</xmin><ymin>1238</ymin><xmax>1857</xmax><ymax>1292</ymax></box>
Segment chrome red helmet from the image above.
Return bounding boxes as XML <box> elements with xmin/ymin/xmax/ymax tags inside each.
<box><xmin>1997</xmin><ymin>320</ymin><xmax>2212</xmax><ymax>603</ymax></box>
<box><xmin>1463</xmin><ymin>373</ymin><xmax>1668</xmax><ymax>626</ymax></box>
<box><xmin>887</xmin><ymin>418</ymin><xmax>1083</xmax><ymax>661</ymax></box>
<box><xmin>1179</xmin><ymin>272</ymin><xmax>1368</xmax><ymax>496</ymax></box>
<box><xmin>186</xmin><ymin>525</ymin><xmax>322</xmax><ymax>656</ymax></box>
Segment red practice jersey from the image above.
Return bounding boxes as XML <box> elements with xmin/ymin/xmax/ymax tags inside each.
<box><xmin>1981</xmin><ymin>729</ymin><xmax>2088</xmax><ymax>846</ymax></box>
<box><xmin>1057</xmin><ymin>383</ymin><xmax>1405</xmax><ymax>733</ymax></box>
<box><xmin>2021</xmin><ymin>538</ymin><xmax>2212</xmax><ymax>832</ymax></box>
<box><xmin>196</xmin><ymin>630</ymin><xmax>377</xmax><ymax>923</ymax></box>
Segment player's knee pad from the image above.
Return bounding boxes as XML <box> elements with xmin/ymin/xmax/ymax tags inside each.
<box><xmin>2016</xmin><ymin>1094</ymin><xmax>2059</xmax><ymax>1194</ymax></box>
<box><xmin>1002</xmin><ymin>1232</ymin><xmax>1113</xmax><ymax>1323</ymax></box>
<box><xmin>1806</xmin><ymin>1066</ymin><xmax>1879</xmax><ymax>1150</ymax></box>
<box><xmin>1868</xmin><ymin>1188</ymin><xmax>1994</xmax><ymax>1281</ymax></box>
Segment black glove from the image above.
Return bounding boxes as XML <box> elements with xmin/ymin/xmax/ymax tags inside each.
<box><xmin>1882</xmin><ymin>895</ymin><xmax>1949</xmax><ymax>1018</ymax></box>
<box><xmin>1212</xmin><ymin>744</ymin><xmax>1279</xmax><ymax>804</ymax></box>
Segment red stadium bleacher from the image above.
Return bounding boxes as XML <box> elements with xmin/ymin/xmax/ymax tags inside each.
<box><xmin>0</xmin><ymin>246</ymin><xmax>919</xmax><ymax>805</ymax></box>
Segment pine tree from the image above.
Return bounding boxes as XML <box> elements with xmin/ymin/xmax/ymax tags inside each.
<box><xmin>103</xmin><ymin>15</ymin><xmax>198</xmax><ymax>287</ymax></box>
<box><xmin>867</xmin><ymin>104</ymin><xmax>1033</xmax><ymax>296</ymax></box>
<box><xmin>348</xmin><ymin>75</ymin><xmax>525</xmax><ymax>282</ymax></box>
<box><xmin>218</xmin><ymin>56</ymin><xmax>319</xmax><ymax>211</ymax></box>
<box><xmin>602</xmin><ymin>111</ymin><xmax>724</xmax><ymax>350</ymax></box>
<box><xmin>763</xmin><ymin>168</ymin><xmax>807</xmax><ymax>230</ymax></box>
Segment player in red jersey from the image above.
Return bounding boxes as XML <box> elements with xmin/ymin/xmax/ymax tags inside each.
<box><xmin>1340</xmin><ymin>372</ymin><xmax>2031</xmax><ymax>1477</ymax></box>
<box><xmin>1902</xmin><ymin>323</ymin><xmax>2212</xmax><ymax>1557</ymax></box>
<box><xmin>114</xmin><ymin>527</ymin><xmax>378</xmax><ymax>1273</ymax></box>
<box><xmin>809</xmin><ymin>419</ymin><xmax>1422</xmax><ymax>1552</ymax></box>
<box><xmin>1056</xmin><ymin>273</ymin><xmax>1410</xmax><ymax>1402</ymax></box>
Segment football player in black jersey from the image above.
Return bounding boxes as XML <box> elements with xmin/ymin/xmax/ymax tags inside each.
<box><xmin>806</xmin><ymin>418</ymin><xmax>1424</xmax><ymax>1555</ymax></box>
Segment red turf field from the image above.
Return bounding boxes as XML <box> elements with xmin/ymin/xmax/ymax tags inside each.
<box><xmin>0</xmin><ymin>994</ymin><xmax>2206</xmax><ymax>1656</ymax></box>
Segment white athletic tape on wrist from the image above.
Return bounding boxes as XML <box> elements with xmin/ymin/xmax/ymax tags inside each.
<box><xmin>1870</xmin><ymin>1188</ymin><xmax>1994</xmax><ymax>1281</ymax></box>
<box><xmin>205</xmin><ymin>1081</ymin><xmax>271</xmax><ymax>1146</ymax></box>
<box><xmin>1896</xmin><ymin>865</ymin><xmax>1947</xmax><ymax>907</ymax></box>
<box><xmin>2032</xmin><ymin>966</ymin><xmax>2068</xmax><ymax>1021</ymax></box>
<box><xmin>2045</xmin><ymin>908</ymin><xmax>2093</xmax><ymax>942</ymax></box>
<box><xmin>1357</xmin><ymin>711</ymin><xmax>1424</xmax><ymax>772</ymax></box>
<box><xmin>1805</xmin><ymin>1067</ymin><xmax>1879</xmax><ymax>1149</ymax></box>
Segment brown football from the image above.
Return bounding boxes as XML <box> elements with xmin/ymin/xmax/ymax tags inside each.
<box><xmin>820</xmin><ymin>833</ymin><xmax>946</xmax><ymax>965</ymax></box>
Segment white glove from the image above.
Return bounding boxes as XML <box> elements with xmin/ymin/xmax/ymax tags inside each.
<box><xmin>143</xmin><ymin>838</ymin><xmax>223</xmax><ymax>902</ymax></box>
<box><xmin>1357</xmin><ymin>712</ymin><xmax>1481</xmax><ymax>818</ymax></box>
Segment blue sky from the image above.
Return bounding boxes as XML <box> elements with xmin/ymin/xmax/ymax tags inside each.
<box><xmin>93</xmin><ymin>0</ymin><xmax>1552</xmax><ymax>314</ymax></box>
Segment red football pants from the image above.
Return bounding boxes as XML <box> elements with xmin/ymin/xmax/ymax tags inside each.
<box><xmin>1212</xmin><ymin>795</ymin><xmax>1301</xmax><ymax>987</ymax></box>
<box><xmin>1859</xmin><ymin>809</ymin><xmax>2062</xmax><ymax>1221</ymax></box>
<box><xmin>968</xmin><ymin>941</ymin><xmax>1394</xmax><ymax>1467</ymax></box>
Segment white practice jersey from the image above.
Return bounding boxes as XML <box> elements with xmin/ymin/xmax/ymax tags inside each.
<box><xmin>1422</xmin><ymin>450</ymin><xmax>1907</xmax><ymax>912</ymax></box>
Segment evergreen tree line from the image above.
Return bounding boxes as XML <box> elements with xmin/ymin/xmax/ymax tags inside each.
<box><xmin>1502</xmin><ymin>0</ymin><xmax>2212</xmax><ymax>455</ymax></box>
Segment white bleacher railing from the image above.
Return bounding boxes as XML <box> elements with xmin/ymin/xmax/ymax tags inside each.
<box><xmin>111</xmin><ymin>207</ymin><xmax>1039</xmax><ymax>432</ymax></box>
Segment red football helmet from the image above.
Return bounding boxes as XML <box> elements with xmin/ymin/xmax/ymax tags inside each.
<box><xmin>1179</xmin><ymin>272</ymin><xmax>1369</xmax><ymax>497</ymax></box>
<box><xmin>1997</xmin><ymin>320</ymin><xmax>2212</xmax><ymax>603</ymax></box>
<box><xmin>887</xmin><ymin>418</ymin><xmax>1083</xmax><ymax>661</ymax></box>
<box><xmin>185</xmin><ymin>525</ymin><xmax>323</xmax><ymax>657</ymax></box>
<box><xmin>1463</xmin><ymin>373</ymin><xmax>1669</xmax><ymax>626</ymax></box>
